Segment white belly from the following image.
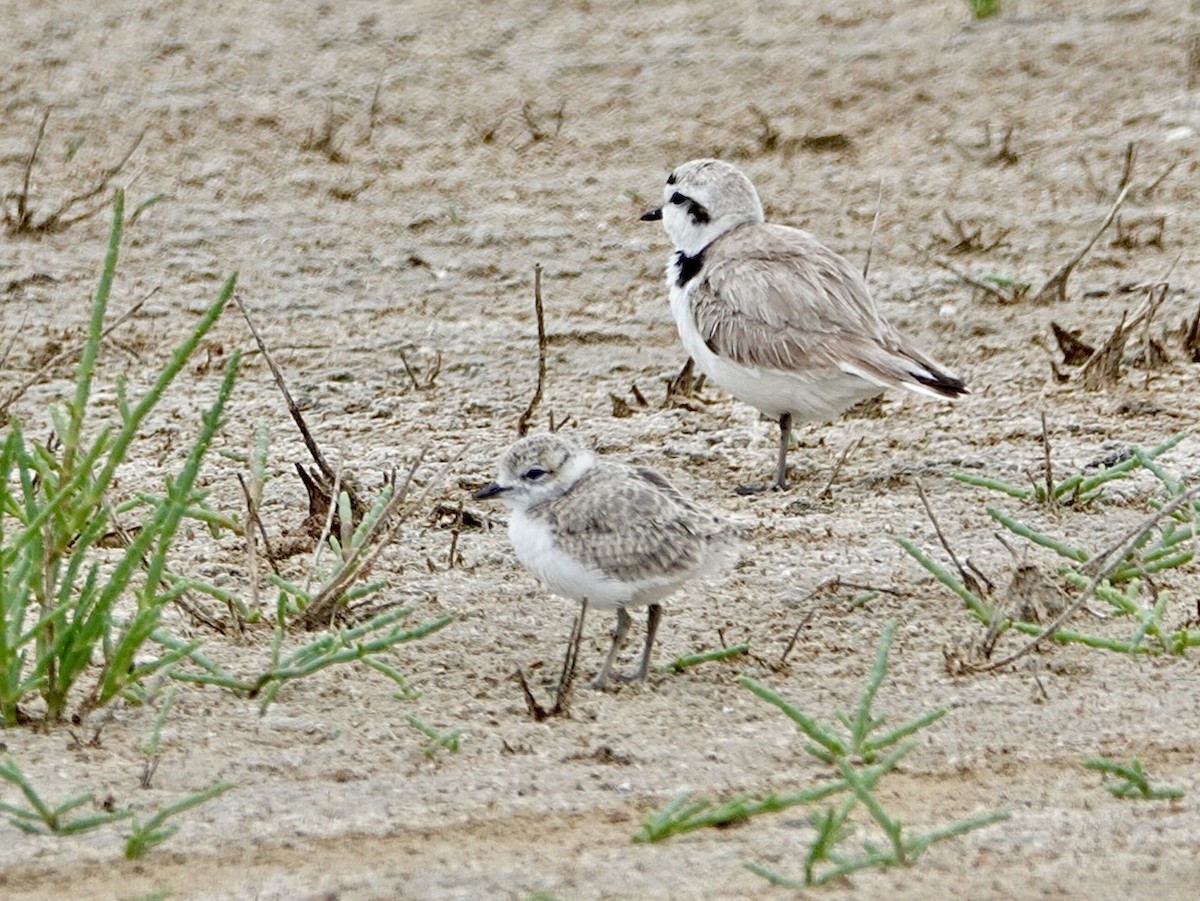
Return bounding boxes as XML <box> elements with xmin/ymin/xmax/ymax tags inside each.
<box><xmin>508</xmin><ymin>512</ymin><xmax>671</xmax><ymax>611</ymax></box>
<box><xmin>669</xmin><ymin>284</ymin><xmax>881</xmax><ymax>422</ymax></box>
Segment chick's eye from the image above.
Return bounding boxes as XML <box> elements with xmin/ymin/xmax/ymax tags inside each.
<box><xmin>523</xmin><ymin>467</ymin><xmax>548</xmax><ymax>481</ymax></box>
<box><xmin>669</xmin><ymin>191</ymin><xmax>688</xmax><ymax>205</ymax></box>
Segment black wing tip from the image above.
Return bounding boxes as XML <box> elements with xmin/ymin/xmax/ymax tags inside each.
<box><xmin>914</xmin><ymin>369</ymin><xmax>968</xmax><ymax>398</ymax></box>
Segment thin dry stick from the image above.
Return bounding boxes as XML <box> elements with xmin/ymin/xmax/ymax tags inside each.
<box><xmin>554</xmin><ymin>599</ymin><xmax>588</xmax><ymax>713</ymax></box>
<box><xmin>236</xmin><ymin>472</ymin><xmax>282</xmax><ymax>577</ymax></box>
<box><xmin>1113</xmin><ymin>255</ymin><xmax>1181</xmax><ymax>339</ymax></box>
<box><xmin>0</xmin><ymin>290</ymin><xmax>157</xmax><ymax>417</ymax></box>
<box><xmin>779</xmin><ymin>607</ymin><xmax>818</xmax><ymax>667</ymax></box>
<box><xmin>446</xmin><ymin>500</ymin><xmax>464</xmax><ymax>569</ymax></box>
<box><xmin>1031</xmin><ymin>182</ymin><xmax>1132</xmax><ymax>304</ymax></box>
<box><xmin>1115</xmin><ymin>141</ymin><xmax>1136</xmax><ymax>197</ymax></box>
<box><xmin>41</xmin><ymin>126</ymin><xmax>147</xmax><ymax>232</ymax></box>
<box><xmin>779</xmin><ymin>577</ymin><xmax>902</xmax><ymax>665</ymax></box>
<box><xmin>366</xmin><ymin>73</ymin><xmax>384</xmax><ymax>144</ymax></box>
<box><xmin>915</xmin><ymin>478</ymin><xmax>979</xmax><ymax>593</ymax></box>
<box><xmin>516</xmin><ymin>669</ymin><xmax>548</xmax><ymax>720</ymax></box>
<box><xmin>861</xmin><ymin>179</ymin><xmax>884</xmax><ymax>279</ymax></box>
<box><xmin>819</xmin><ymin>437</ymin><xmax>864</xmax><ymax>501</ymax></box>
<box><xmin>13</xmin><ymin>109</ymin><xmax>50</xmax><ymax>229</ymax></box>
<box><xmin>516</xmin><ymin>263</ymin><xmax>547</xmax><ymax>436</ymax></box>
<box><xmin>1141</xmin><ymin>282</ymin><xmax>1169</xmax><ymax>389</ymax></box>
<box><xmin>398</xmin><ymin>350</ymin><xmax>422</xmax><ymax>391</ymax></box>
<box><xmin>927</xmin><ymin>253</ymin><xmax>1018</xmax><ymax>304</ymax></box>
<box><xmin>233</xmin><ymin>293</ymin><xmax>344</xmax><ymax>494</ymax></box>
<box><xmin>969</xmin><ymin>484</ymin><xmax>1200</xmax><ymax>673</ymax></box>
<box><xmin>1139</xmin><ymin>159</ymin><xmax>1178</xmax><ymax>198</ymax></box>
<box><xmin>1040</xmin><ymin>412</ymin><xmax>1054</xmax><ymax>504</ymax></box>
<box><xmin>517</xmin><ymin>600</ymin><xmax>588</xmax><ymax>720</ymax></box>
<box><xmin>234</xmin><ymin>475</ymin><xmax>263</xmax><ymax>620</ymax></box>
<box><xmin>0</xmin><ymin>313</ymin><xmax>25</xmax><ymax>371</ymax></box>
<box><xmin>305</xmin><ymin>462</ymin><xmax>344</xmax><ymax>598</ymax></box>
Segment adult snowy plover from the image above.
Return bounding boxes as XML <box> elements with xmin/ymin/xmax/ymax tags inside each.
<box><xmin>474</xmin><ymin>434</ymin><xmax>742</xmax><ymax>689</ymax></box>
<box><xmin>642</xmin><ymin>158</ymin><xmax>966</xmax><ymax>491</ymax></box>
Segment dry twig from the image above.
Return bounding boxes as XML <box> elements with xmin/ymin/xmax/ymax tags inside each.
<box><xmin>915</xmin><ymin>479</ymin><xmax>986</xmax><ymax>597</ymax></box>
<box><xmin>233</xmin><ymin>293</ymin><xmax>368</xmax><ymax>523</ymax></box>
<box><xmin>4</xmin><ymin>110</ymin><xmax>147</xmax><ymax>235</ymax></box>
<box><xmin>1030</xmin><ymin>183</ymin><xmax>1131</xmax><ymax>305</ymax></box>
<box><xmin>862</xmin><ymin>179</ymin><xmax>884</xmax><ymax>279</ymax></box>
<box><xmin>516</xmin><ymin>263</ymin><xmax>547</xmax><ymax>436</ymax></box>
<box><xmin>518</xmin><ymin>600</ymin><xmax>587</xmax><ymax>719</ymax></box>
<box><xmin>818</xmin><ymin>437</ymin><xmax>864</xmax><ymax>501</ymax></box>
<box><xmin>0</xmin><ymin>289</ymin><xmax>157</xmax><ymax>417</ymax></box>
<box><xmin>966</xmin><ymin>485</ymin><xmax>1200</xmax><ymax>672</ymax></box>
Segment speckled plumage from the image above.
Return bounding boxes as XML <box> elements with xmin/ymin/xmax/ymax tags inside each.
<box><xmin>475</xmin><ymin>434</ymin><xmax>742</xmax><ymax>688</ymax></box>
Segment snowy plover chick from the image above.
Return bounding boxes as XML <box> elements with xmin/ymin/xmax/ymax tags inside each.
<box><xmin>642</xmin><ymin>158</ymin><xmax>966</xmax><ymax>492</ymax></box>
<box><xmin>474</xmin><ymin>434</ymin><xmax>743</xmax><ymax>690</ymax></box>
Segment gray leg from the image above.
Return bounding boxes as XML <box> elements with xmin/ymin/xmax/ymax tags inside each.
<box><xmin>591</xmin><ymin>606</ymin><xmax>632</xmax><ymax>690</ymax></box>
<box><xmin>773</xmin><ymin>412</ymin><xmax>793</xmax><ymax>490</ymax></box>
<box><xmin>632</xmin><ymin>604</ymin><xmax>664</xmax><ymax>683</ymax></box>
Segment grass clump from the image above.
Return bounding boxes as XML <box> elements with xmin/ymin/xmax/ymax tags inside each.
<box><xmin>903</xmin><ymin>433</ymin><xmax>1200</xmax><ymax>664</ymax></box>
<box><xmin>0</xmin><ymin>753</ymin><xmax>132</xmax><ymax>835</ymax></box>
<box><xmin>965</xmin><ymin>0</ymin><xmax>1002</xmax><ymax>19</ymax></box>
<box><xmin>160</xmin><ymin>603</ymin><xmax>452</xmax><ymax>714</ymax></box>
<box><xmin>0</xmin><ymin>751</ymin><xmax>232</xmax><ymax>857</ymax></box>
<box><xmin>0</xmin><ymin>190</ymin><xmax>238</xmax><ymax>726</ymax></box>
<box><xmin>123</xmin><ymin>780</ymin><xmax>235</xmax><ymax>859</ymax></box>
<box><xmin>1083</xmin><ymin>758</ymin><xmax>1184</xmax><ymax>801</ymax></box>
<box><xmin>635</xmin><ymin>621</ymin><xmax>1007</xmax><ymax>887</ymax></box>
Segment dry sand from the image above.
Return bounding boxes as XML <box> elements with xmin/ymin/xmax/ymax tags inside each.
<box><xmin>2</xmin><ymin>1</ymin><xmax>1200</xmax><ymax>898</ymax></box>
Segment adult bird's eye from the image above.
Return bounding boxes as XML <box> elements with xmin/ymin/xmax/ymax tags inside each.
<box><xmin>669</xmin><ymin>191</ymin><xmax>688</xmax><ymax>205</ymax></box>
<box><xmin>523</xmin><ymin>467</ymin><xmax>548</xmax><ymax>481</ymax></box>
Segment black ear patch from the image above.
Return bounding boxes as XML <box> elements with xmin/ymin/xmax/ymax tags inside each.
<box><xmin>666</xmin><ymin>172</ymin><xmax>677</xmax><ymax>185</ymax></box>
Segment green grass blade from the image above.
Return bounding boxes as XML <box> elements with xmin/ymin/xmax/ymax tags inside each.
<box><xmin>951</xmin><ymin>472</ymin><xmax>1031</xmax><ymax>500</ymax></box>
<box><xmin>987</xmin><ymin>507</ymin><xmax>1087</xmax><ymax>562</ymax></box>
<box><xmin>896</xmin><ymin>537</ymin><xmax>991</xmax><ymax>622</ymax></box>
<box><xmin>63</xmin><ymin>190</ymin><xmax>124</xmax><ymax>476</ymax></box>
<box><xmin>738</xmin><ymin>676</ymin><xmax>845</xmax><ymax>756</ymax></box>
<box><xmin>667</xmin><ymin>643</ymin><xmax>749</xmax><ymax>672</ymax></box>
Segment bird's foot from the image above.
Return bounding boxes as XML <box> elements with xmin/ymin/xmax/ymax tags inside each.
<box><xmin>735</xmin><ymin>482</ymin><xmax>788</xmax><ymax>496</ymax></box>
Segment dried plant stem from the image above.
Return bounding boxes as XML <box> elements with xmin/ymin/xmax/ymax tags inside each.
<box><xmin>0</xmin><ymin>290</ymin><xmax>157</xmax><ymax>418</ymax></box>
<box><xmin>1031</xmin><ymin>182</ymin><xmax>1131</xmax><ymax>304</ymax></box>
<box><xmin>1040</xmin><ymin>412</ymin><xmax>1053</xmax><ymax>504</ymax></box>
<box><xmin>970</xmin><ymin>484</ymin><xmax>1200</xmax><ymax>672</ymax></box>
<box><xmin>298</xmin><ymin>443</ymin><xmax>464</xmax><ymax>630</ymax></box>
<box><xmin>446</xmin><ymin>500</ymin><xmax>464</xmax><ymax>568</ymax></box>
<box><xmin>233</xmin><ymin>293</ymin><xmax>364</xmax><ymax>516</ymax></box>
<box><xmin>14</xmin><ymin>109</ymin><xmax>50</xmax><ymax>229</ymax></box>
<box><xmin>928</xmin><ymin>253</ymin><xmax>1016</xmax><ymax>304</ymax></box>
<box><xmin>861</xmin><ymin>180</ymin><xmax>884</xmax><ymax>279</ymax></box>
<box><xmin>7</xmin><ymin>110</ymin><xmax>147</xmax><ymax>234</ymax></box>
<box><xmin>516</xmin><ymin>263</ymin><xmax>547</xmax><ymax>436</ymax></box>
<box><xmin>238</xmin><ymin>472</ymin><xmax>261</xmax><ymax>615</ymax></box>
<box><xmin>518</xmin><ymin>599</ymin><xmax>587</xmax><ymax>720</ymax></box>
<box><xmin>554</xmin><ymin>600</ymin><xmax>587</xmax><ymax>710</ymax></box>
<box><xmin>819</xmin><ymin>437</ymin><xmax>864</xmax><ymax>500</ymax></box>
<box><xmin>915</xmin><ymin>479</ymin><xmax>977</xmax><ymax>592</ymax></box>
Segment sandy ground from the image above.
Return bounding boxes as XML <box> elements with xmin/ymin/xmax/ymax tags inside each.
<box><xmin>3</xmin><ymin>1</ymin><xmax>1200</xmax><ymax>898</ymax></box>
